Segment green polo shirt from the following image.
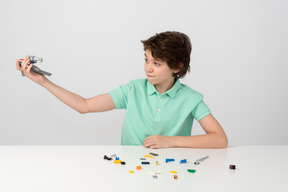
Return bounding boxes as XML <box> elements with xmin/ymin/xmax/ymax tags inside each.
<box><xmin>109</xmin><ymin>79</ymin><xmax>211</xmax><ymax>145</ymax></box>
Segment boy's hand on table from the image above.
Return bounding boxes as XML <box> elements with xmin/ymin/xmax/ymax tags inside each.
<box><xmin>143</xmin><ymin>135</ymin><xmax>173</xmax><ymax>149</ymax></box>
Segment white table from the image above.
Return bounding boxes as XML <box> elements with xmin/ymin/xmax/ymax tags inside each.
<box><xmin>0</xmin><ymin>145</ymin><xmax>287</xmax><ymax>192</ymax></box>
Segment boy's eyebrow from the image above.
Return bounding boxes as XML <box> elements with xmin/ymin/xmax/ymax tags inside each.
<box><xmin>144</xmin><ymin>53</ymin><xmax>164</xmax><ymax>63</ymax></box>
<box><xmin>144</xmin><ymin>53</ymin><xmax>159</xmax><ymax>61</ymax></box>
<box><xmin>154</xmin><ymin>58</ymin><xmax>162</xmax><ymax>62</ymax></box>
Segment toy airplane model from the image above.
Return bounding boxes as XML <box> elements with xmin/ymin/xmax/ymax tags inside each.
<box><xmin>19</xmin><ymin>56</ymin><xmax>52</xmax><ymax>76</ymax></box>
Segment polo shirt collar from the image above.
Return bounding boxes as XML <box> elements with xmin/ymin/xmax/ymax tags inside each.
<box><xmin>147</xmin><ymin>80</ymin><xmax>157</xmax><ymax>95</ymax></box>
<box><xmin>147</xmin><ymin>79</ymin><xmax>181</xmax><ymax>98</ymax></box>
<box><xmin>166</xmin><ymin>79</ymin><xmax>180</xmax><ymax>98</ymax></box>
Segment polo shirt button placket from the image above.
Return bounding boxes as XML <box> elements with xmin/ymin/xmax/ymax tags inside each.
<box><xmin>154</xmin><ymin>94</ymin><xmax>161</xmax><ymax>121</ymax></box>
<box><xmin>158</xmin><ymin>96</ymin><xmax>162</xmax><ymax>112</ymax></box>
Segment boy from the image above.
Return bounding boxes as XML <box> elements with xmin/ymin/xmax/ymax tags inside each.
<box><xmin>16</xmin><ymin>31</ymin><xmax>228</xmax><ymax>149</ymax></box>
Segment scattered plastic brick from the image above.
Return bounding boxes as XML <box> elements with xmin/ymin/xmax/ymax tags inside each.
<box><xmin>170</xmin><ymin>171</ymin><xmax>177</xmax><ymax>174</ymax></box>
<box><xmin>140</xmin><ymin>158</ymin><xmax>146</xmax><ymax>160</ymax></box>
<box><xmin>115</xmin><ymin>157</ymin><xmax>120</xmax><ymax>160</ymax></box>
<box><xmin>187</xmin><ymin>169</ymin><xmax>196</xmax><ymax>173</ymax></box>
<box><xmin>144</xmin><ymin>154</ymin><xmax>154</xmax><ymax>159</ymax></box>
<box><xmin>104</xmin><ymin>155</ymin><xmax>112</xmax><ymax>161</ymax></box>
<box><xmin>141</xmin><ymin>161</ymin><xmax>150</xmax><ymax>164</ymax></box>
<box><xmin>229</xmin><ymin>165</ymin><xmax>236</xmax><ymax>170</ymax></box>
<box><xmin>153</xmin><ymin>175</ymin><xmax>158</xmax><ymax>179</ymax></box>
<box><xmin>166</xmin><ymin>158</ymin><xmax>175</xmax><ymax>163</ymax></box>
<box><xmin>180</xmin><ymin>159</ymin><xmax>187</xmax><ymax>164</ymax></box>
<box><xmin>194</xmin><ymin>156</ymin><xmax>209</xmax><ymax>165</ymax></box>
<box><xmin>129</xmin><ymin>170</ymin><xmax>134</xmax><ymax>173</ymax></box>
<box><xmin>121</xmin><ymin>161</ymin><xmax>126</xmax><ymax>165</ymax></box>
<box><xmin>156</xmin><ymin>161</ymin><xmax>159</xmax><ymax>165</ymax></box>
<box><xmin>136</xmin><ymin>166</ymin><xmax>142</xmax><ymax>170</ymax></box>
<box><xmin>113</xmin><ymin>160</ymin><xmax>122</xmax><ymax>164</ymax></box>
<box><xmin>150</xmin><ymin>152</ymin><xmax>159</xmax><ymax>156</ymax></box>
<box><xmin>173</xmin><ymin>175</ymin><xmax>178</xmax><ymax>179</ymax></box>
<box><xmin>110</xmin><ymin>154</ymin><xmax>117</xmax><ymax>158</ymax></box>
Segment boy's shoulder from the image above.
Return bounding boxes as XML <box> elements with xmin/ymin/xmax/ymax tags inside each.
<box><xmin>180</xmin><ymin>83</ymin><xmax>201</xmax><ymax>94</ymax></box>
<box><xmin>178</xmin><ymin>82</ymin><xmax>204</xmax><ymax>100</ymax></box>
<box><xmin>117</xmin><ymin>79</ymin><xmax>147</xmax><ymax>93</ymax></box>
<box><xmin>125</xmin><ymin>78</ymin><xmax>148</xmax><ymax>89</ymax></box>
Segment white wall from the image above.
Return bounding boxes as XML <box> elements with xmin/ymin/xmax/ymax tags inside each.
<box><xmin>1</xmin><ymin>0</ymin><xmax>287</xmax><ymax>145</ymax></box>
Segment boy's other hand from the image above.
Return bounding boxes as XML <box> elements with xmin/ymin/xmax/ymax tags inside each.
<box><xmin>143</xmin><ymin>135</ymin><xmax>172</xmax><ymax>149</ymax></box>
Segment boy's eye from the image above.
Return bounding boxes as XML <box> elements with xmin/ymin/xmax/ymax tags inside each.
<box><xmin>155</xmin><ymin>63</ymin><xmax>160</xmax><ymax>66</ymax></box>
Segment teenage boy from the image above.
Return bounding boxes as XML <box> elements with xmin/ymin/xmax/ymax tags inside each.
<box><xmin>16</xmin><ymin>31</ymin><xmax>228</xmax><ymax>148</ymax></box>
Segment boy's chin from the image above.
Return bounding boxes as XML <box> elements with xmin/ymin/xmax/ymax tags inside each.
<box><xmin>147</xmin><ymin>78</ymin><xmax>156</xmax><ymax>85</ymax></box>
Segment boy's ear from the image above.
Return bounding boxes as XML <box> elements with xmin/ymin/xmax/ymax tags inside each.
<box><xmin>172</xmin><ymin>69</ymin><xmax>181</xmax><ymax>73</ymax></box>
<box><xmin>172</xmin><ymin>63</ymin><xmax>184</xmax><ymax>73</ymax></box>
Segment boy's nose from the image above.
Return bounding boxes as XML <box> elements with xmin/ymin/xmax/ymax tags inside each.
<box><xmin>147</xmin><ymin>63</ymin><xmax>154</xmax><ymax>72</ymax></box>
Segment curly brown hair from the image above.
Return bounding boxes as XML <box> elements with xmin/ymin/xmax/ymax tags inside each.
<box><xmin>141</xmin><ymin>31</ymin><xmax>191</xmax><ymax>79</ymax></box>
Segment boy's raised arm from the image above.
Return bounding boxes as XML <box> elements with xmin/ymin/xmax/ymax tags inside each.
<box><xmin>16</xmin><ymin>55</ymin><xmax>115</xmax><ymax>114</ymax></box>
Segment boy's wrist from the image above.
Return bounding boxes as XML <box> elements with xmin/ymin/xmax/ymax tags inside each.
<box><xmin>169</xmin><ymin>136</ymin><xmax>178</xmax><ymax>148</ymax></box>
<box><xmin>41</xmin><ymin>77</ymin><xmax>51</xmax><ymax>88</ymax></box>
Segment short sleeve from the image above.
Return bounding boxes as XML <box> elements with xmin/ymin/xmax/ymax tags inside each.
<box><xmin>109</xmin><ymin>83</ymin><xmax>130</xmax><ymax>109</ymax></box>
<box><xmin>192</xmin><ymin>100</ymin><xmax>211</xmax><ymax>121</ymax></box>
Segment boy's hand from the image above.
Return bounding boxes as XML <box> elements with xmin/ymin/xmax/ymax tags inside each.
<box><xmin>16</xmin><ymin>55</ymin><xmax>47</xmax><ymax>86</ymax></box>
<box><xmin>143</xmin><ymin>135</ymin><xmax>173</xmax><ymax>149</ymax></box>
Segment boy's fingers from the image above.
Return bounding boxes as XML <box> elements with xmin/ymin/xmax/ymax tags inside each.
<box><xmin>23</xmin><ymin>56</ymin><xmax>27</xmax><ymax>64</ymax></box>
<box><xmin>19</xmin><ymin>56</ymin><xmax>30</xmax><ymax>76</ymax></box>
<box><xmin>16</xmin><ymin>60</ymin><xmax>21</xmax><ymax>70</ymax></box>
<box><xmin>143</xmin><ymin>141</ymin><xmax>149</xmax><ymax>147</ymax></box>
<box><xmin>144</xmin><ymin>135</ymin><xmax>153</xmax><ymax>141</ymax></box>
<box><xmin>16</xmin><ymin>56</ymin><xmax>31</xmax><ymax>75</ymax></box>
<box><xmin>24</xmin><ymin>55</ymin><xmax>29</xmax><ymax>61</ymax></box>
<box><xmin>149</xmin><ymin>145</ymin><xmax>157</xmax><ymax>149</ymax></box>
<box><xmin>143</xmin><ymin>139</ymin><xmax>155</xmax><ymax>148</ymax></box>
<box><xmin>23</xmin><ymin>55</ymin><xmax>30</xmax><ymax>65</ymax></box>
<box><xmin>26</xmin><ymin>63</ymin><xmax>33</xmax><ymax>73</ymax></box>
<box><xmin>22</xmin><ymin>58</ymin><xmax>30</xmax><ymax>69</ymax></box>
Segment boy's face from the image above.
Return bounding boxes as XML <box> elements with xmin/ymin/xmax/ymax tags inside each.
<box><xmin>144</xmin><ymin>50</ymin><xmax>179</xmax><ymax>90</ymax></box>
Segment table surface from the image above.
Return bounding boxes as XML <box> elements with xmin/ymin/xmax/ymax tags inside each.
<box><xmin>0</xmin><ymin>145</ymin><xmax>287</xmax><ymax>192</ymax></box>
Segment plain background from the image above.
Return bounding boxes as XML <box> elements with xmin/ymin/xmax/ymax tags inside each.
<box><xmin>0</xmin><ymin>0</ymin><xmax>287</xmax><ymax>145</ymax></box>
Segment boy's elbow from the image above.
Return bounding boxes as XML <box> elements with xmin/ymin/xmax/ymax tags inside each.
<box><xmin>76</xmin><ymin>106</ymin><xmax>88</xmax><ymax>114</ymax></box>
<box><xmin>220</xmin><ymin>140</ymin><xmax>228</xmax><ymax>148</ymax></box>
<box><xmin>77</xmin><ymin>106</ymin><xmax>89</xmax><ymax>114</ymax></box>
<box><xmin>218</xmin><ymin>135</ymin><xmax>228</xmax><ymax>148</ymax></box>
<box><xmin>77</xmin><ymin>99</ymin><xmax>89</xmax><ymax>114</ymax></box>
<box><xmin>78</xmin><ymin>110</ymin><xmax>87</xmax><ymax>114</ymax></box>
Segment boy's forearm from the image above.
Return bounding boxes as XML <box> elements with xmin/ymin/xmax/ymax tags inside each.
<box><xmin>42</xmin><ymin>79</ymin><xmax>88</xmax><ymax>114</ymax></box>
<box><xmin>170</xmin><ymin>133</ymin><xmax>228</xmax><ymax>148</ymax></box>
